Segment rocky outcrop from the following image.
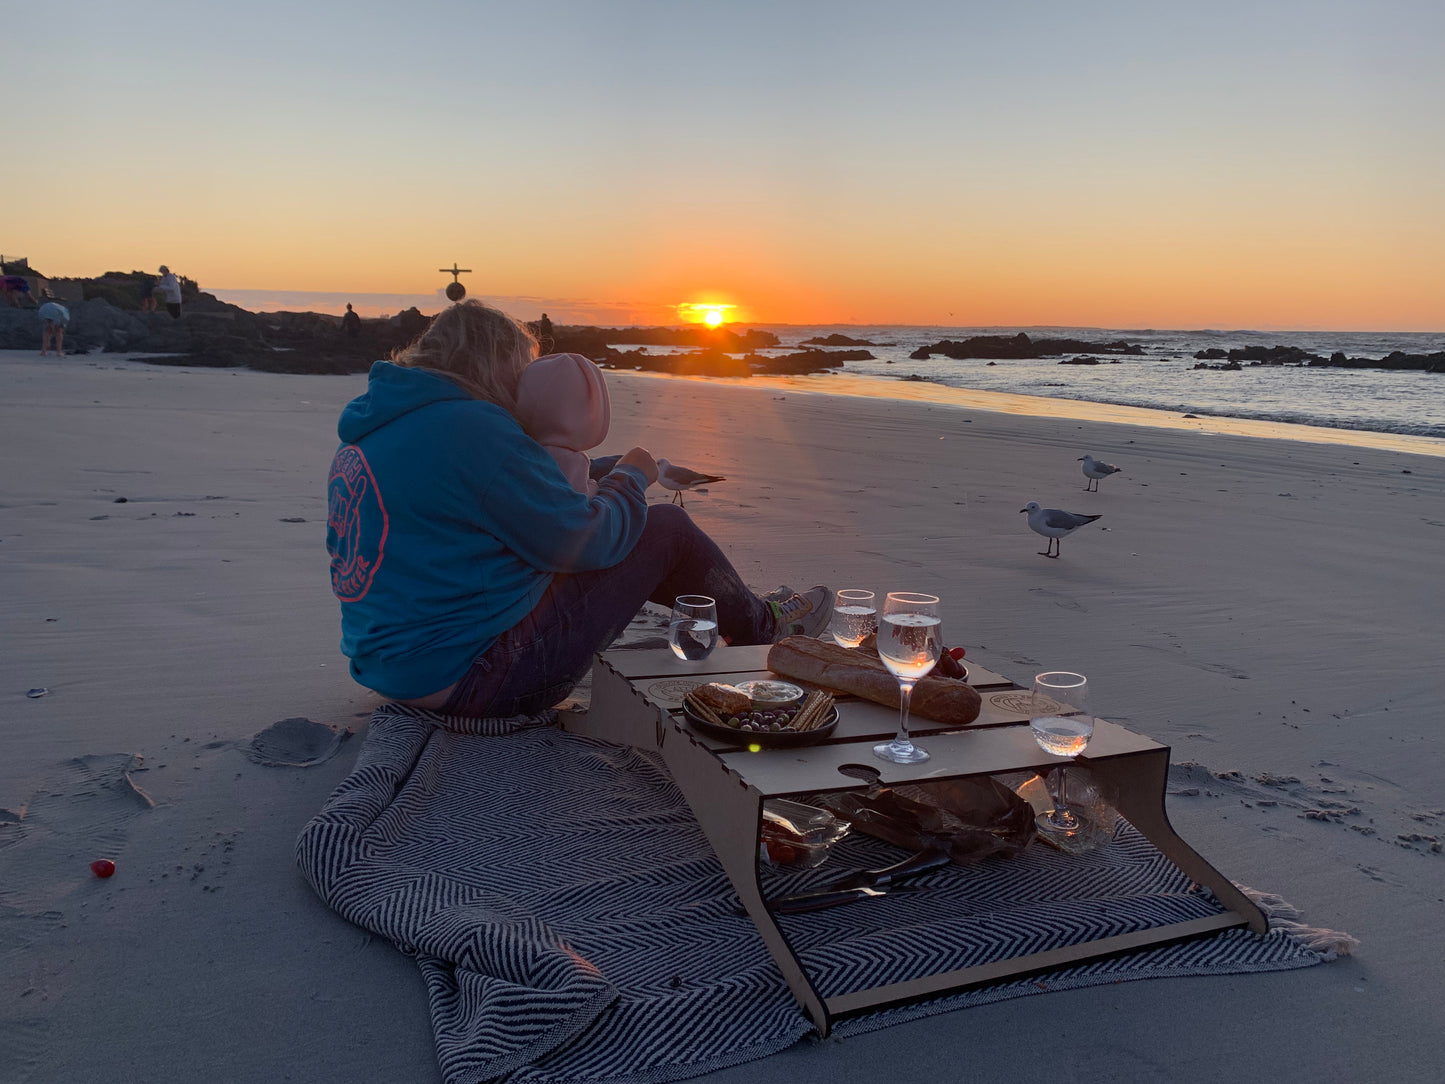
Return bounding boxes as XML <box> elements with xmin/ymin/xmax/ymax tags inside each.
<box><xmin>555</xmin><ymin>325</ymin><xmax>779</xmax><ymax>351</ymax></box>
<box><xmin>600</xmin><ymin>346</ymin><xmax>858</xmax><ymax>377</ymax></box>
<box><xmin>910</xmin><ymin>332</ymin><xmax>1143</xmax><ymax>360</ymax></box>
<box><xmin>800</xmin><ymin>334</ymin><xmax>878</xmax><ymax>346</ymax></box>
<box><xmin>1310</xmin><ymin>350</ymin><xmax>1445</xmax><ymax>373</ymax></box>
<box><xmin>1191</xmin><ymin>344</ymin><xmax>1445</xmax><ymax>373</ymax></box>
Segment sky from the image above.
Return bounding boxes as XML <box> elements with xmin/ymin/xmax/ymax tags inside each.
<box><xmin>8</xmin><ymin>0</ymin><xmax>1444</xmax><ymax>329</ymax></box>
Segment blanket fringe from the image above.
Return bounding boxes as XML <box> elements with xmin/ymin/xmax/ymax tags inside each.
<box><xmin>1238</xmin><ymin>884</ymin><xmax>1359</xmax><ymax>960</ymax></box>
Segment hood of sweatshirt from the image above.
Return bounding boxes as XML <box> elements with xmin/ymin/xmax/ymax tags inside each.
<box><xmin>337</xmin><ymin>361</ymin><xmax>474</xmax><ymax>444</ymax></box>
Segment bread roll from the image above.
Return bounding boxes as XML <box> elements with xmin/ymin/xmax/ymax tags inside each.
<box><xmin>690</xmin><ymin>682</ymin><xmax>752</xmax><ymax>717</ymax></box>
<box><xmin>766</xmin><ymin>636</ymin><xmax>981</xmax><ymax>725</ymax></box>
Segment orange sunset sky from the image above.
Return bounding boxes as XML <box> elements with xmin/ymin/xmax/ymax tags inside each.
<box><xmin>10</xmin><ymin>1</ymin><xmax>1444</xmax><ymax>330</ymax></box>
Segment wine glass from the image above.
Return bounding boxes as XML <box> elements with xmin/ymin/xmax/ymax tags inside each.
<box><xmin>830</xmin><ymin>589</ymin><xmax>878</xmax><ymax>648</ymax></box>
<box><xmin>872</xmin><ymin>592</ymin><xmax>941</xmax><ymax>764</ymax></box>
<box><xmin>668</xmin><ymin>595</ymin><xmax>719</xmax><ymax>661</ymax></box>
<box><xmin>1030</xmin><ymin>672</ymin><xmax>1093</xmax><ymax>835</ymax></box>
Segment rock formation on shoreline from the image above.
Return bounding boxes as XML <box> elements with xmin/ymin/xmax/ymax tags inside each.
<box><xmin>800</xmin><ymin>333</ymin><xmax>880</xmax><ymax>346</ymax></box>
<box><xmin>909</xmin><ymin>332</ymin><xmax>1144</xmax><ymax>360</ymax></box>
<box><xmin>0</xmin><ymin>276</ymin><xmax>816</xmax><ymax>377</ymax></box>
<box><xmin>1192</xmin><ymin>345</ymin><xmax>1445</xmax><ymax>372</ymax></box>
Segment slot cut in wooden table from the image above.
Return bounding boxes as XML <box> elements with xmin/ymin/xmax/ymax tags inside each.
<box><xmin>562</xmin><ymin>644</ymin><xmax>1265</xmax><ymax>1036</ymax></box>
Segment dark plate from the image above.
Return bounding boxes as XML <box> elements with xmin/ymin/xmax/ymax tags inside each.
<box><xmin>682</xmin><ymin>702</ymin><xmax>840</xmax><ymax>748</ymax></box>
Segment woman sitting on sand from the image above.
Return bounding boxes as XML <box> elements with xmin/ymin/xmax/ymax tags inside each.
<box><xmin>325</xmin><ymin>299</ymin><xmax>830</xmax><ymax>718</ymax></box>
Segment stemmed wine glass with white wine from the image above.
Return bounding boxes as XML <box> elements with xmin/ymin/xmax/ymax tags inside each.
<box><xmin>1030</xmin><ymin>672</ymin><xmax>1093</xmax><ymax>836</ymax></box>
<box><xmin>872</xmin><ymin>592</ymin><xmax>942</xmax><ymax>764</ymax></box>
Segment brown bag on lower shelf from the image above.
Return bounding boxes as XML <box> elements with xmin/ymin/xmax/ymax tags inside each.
<box><xmin>817</xmin><ymin>777</ymin><xmax>1036</xmax><ymax>866</ymax></box>
<box><xmin>766</xmin><ymin>635</ymin><xmax>982</xmax><ymax>725</ymax></box>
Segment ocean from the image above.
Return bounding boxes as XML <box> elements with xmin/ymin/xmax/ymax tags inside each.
<box><xmin>651</xmin><ymin>326</ymin><xmax>1445</xmax><ymax>440</ymax></box>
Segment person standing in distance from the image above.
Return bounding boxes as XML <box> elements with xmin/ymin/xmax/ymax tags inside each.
<box><xmin>341</xmin><ymin>302</ymin><xmax>361</xmax><ymax>338</ymax></box>
<box><xmin>156</xmin><ymin>265</ymin><xmax>183</xmax><ymax>319</ymax></box>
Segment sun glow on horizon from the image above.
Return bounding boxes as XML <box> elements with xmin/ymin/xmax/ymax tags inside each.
<box><xmin>677</xmin><ymin>302</ymin><xmax>736</xmax><ymax>327</ymax></box>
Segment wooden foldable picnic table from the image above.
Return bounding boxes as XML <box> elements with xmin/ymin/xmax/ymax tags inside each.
<box><xmin>562</xmin><ymin>644</ymin><xmax>1266</xmax><ymax>1036</ymax></box>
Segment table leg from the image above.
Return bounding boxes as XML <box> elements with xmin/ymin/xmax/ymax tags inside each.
<box><xmin>659</xmin><ymin>727</ymin><xmax>834</xmax><ymax>1036</ymax></box>
<box><xmin>1083</xmin><ymin>750</ymin><xmax>1268</xmax><ymax>933</ymax></box>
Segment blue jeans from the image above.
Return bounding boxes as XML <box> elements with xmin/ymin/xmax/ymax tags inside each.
<box><xmin>440</xmin><ymin>503</ymin><xmax>776</xmax><ymax>718</ymax></box>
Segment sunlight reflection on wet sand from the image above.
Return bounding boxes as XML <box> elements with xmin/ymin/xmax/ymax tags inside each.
<box><xmin>621</xmin><ymin>370</ymin><xmax>1445</xmax><ymax>458</ymax></box>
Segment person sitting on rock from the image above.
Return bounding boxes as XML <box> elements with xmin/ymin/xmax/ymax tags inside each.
<box><xmin>38</xmin><ymin>298</ymin><xmax>70</xmax><ymax>357</ymax></box>
<box><xmin>2</xmin><ymin>274</ymin><xmax>33</xmax><ymax>308</ymax></box>
<box><xmin>341</xmin><ymin>303</ymin><xmax>361</xmax><ymax>338</ymax></box>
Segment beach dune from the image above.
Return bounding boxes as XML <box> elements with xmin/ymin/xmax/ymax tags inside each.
<box><xmin>1</xmin><ymin>349</ymin><xmax>1441</xmax><ymax>1083</ymax></box>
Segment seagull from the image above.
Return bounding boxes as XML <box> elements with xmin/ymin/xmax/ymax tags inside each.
<box><xmin>656</xmin><ymin>458</ymin><xmax>726</xmax><ymax>507</ymax></box>
<box><xmin>1021</xmin><ymin>501</ymin><xmax>1102</xmax><ymax>558</ymax></box>
<box><xmin>1078</xmin><ymin>454</ymin><xmax>1122</xmax><ymax>491</ymax></box>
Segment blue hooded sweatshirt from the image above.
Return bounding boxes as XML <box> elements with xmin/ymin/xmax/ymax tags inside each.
<box><xmin>326</xmin><ymin>361</ymin><xmax>649</xmax><ymax>700</ymax></box>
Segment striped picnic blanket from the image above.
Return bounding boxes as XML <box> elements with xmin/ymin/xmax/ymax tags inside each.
<box><xmin>297</xmin><ymin>706</ymin><xmax>1338</xmax><ymax>1084</ymax></box>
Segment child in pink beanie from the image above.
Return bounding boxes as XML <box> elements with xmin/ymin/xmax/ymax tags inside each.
<box><xmin>514</xmin><ymin>353</ymin><xmax>611</xmax><ymax>497</ymax></box>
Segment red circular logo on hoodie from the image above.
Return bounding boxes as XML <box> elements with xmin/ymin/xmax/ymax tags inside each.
<box><xmin>327</xmin><ymin>445</ymin><xmax>388</xmax><ymax>602</ymax></box>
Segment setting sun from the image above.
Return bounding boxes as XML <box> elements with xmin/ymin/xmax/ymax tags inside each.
<box><xmin>677</xmin><ymin>302</ymin><xmax>735</xmax><ymax>327</ymax></box>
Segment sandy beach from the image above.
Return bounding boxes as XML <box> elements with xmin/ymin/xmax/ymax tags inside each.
<box><xmin>3</xmin><ymin>348</ymin><xmax>1442</xmax><ymax>1083</ymax></box>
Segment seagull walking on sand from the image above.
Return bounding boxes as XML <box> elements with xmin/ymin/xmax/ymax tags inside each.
<box><xmin>1021</xmin><ymin>501</ymin><xmax>1102</xmax><ymax>558</ymax></box>
<box><xmin>1078</xmin><ymin>454</ymin><xmax>1122</xmax><ymax>491</ymax></box>
<box><xmin>656</xmin><ymin>459</ymin><xmax>726</xmax><ymax>507</ymax></box>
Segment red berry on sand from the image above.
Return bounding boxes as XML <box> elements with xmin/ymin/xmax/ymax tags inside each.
<box><xmin>90</xmin><ymin>859</ymin><xmax>116</xmax><ymax>878</ymax></box>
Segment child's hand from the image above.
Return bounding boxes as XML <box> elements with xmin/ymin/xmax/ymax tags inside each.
<box><xmin>618</xmin><ymin>447</ymin><xmax>658</xmax><ymax>486</ymax></box>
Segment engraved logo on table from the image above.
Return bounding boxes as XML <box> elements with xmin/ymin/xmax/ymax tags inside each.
<box><xmin>989</xmin><ymin>690</ymin><xmax>1062</xmax><ymax>715</ymax></box>
<box><xmin>645</xmin><ymin>678</ymin><xmax>707</xmax><ymax>706</ymax></box>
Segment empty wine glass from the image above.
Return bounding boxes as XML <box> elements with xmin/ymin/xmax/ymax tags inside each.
<box><xmin>669</xmin><ymin>595</ymin><xmax>719</xmax><ymax>661</ymax></box>
<box><xmin>1030</xmin><ymin>672</ymin><xmax>1093</xmax><ymax>835</ymax></box>
<box><xmin>872</xmin><ymin>592</ymin><xmax>941</xmax><ymax>764</ymax></box>
<box><xmin>830</xmin><ymin>589</ymin><xmax>878</xmax><ymax>648</ymax></box>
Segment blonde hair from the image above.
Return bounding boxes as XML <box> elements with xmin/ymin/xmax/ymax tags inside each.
<box><xmin>392</xmin><ymin>299</ymin><xmax>539</xmax><ymax>412</ymax></box>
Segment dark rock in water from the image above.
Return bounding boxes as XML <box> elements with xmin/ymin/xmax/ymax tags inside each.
<box><xmin>597</xmin><ymin>345</ymin><xmax>859</xmax><ymax>377</ymax></box>
<box><xmin>910</xmin><ymin>332</ymin><xmax>1143</xmax><ymax>360</ymax></box>
<box><xmin>1193</xmin><ymin>342</ymin><xmax>1445</xmax><ymax>373</ymax></box>
<box><xmin>752</xmin><ymin>348</ymin><xmax>868</xmax><ymax>374</ymax></box>
<box><xmin>900</xmin><ymin>373</ymin><xmax>931</xmax><ymax>381</ymax></box>
<box><xmin>554</xmin><ymin>324</ymin><xmax>779</xmax><ymax>352</ymax></box>
<box><xmin>1059</xmin><ymin>356</ymin><xmax>1099</xmax><ymax>365</ymax></box>
<box><xmin>1193</xmin><ymin>360</ymin><xmax>1243</xmax><ymax>371</ymax></box>
<box><xmin>800</xmin><ymin>333</ymin><xmax>878</xmax><ymax>346</ymax></box>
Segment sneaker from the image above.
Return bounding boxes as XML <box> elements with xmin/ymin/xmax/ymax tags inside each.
<box><xmin>768</xmin><ymin>585</ymin><xmax>833</xmax><ymax>641</ymax></box>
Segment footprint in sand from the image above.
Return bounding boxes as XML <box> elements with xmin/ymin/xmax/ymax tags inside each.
<box><xmin>1026</xmin><ymin>588</ymin><xmax>1088</xmax><ymax>612</ymax></box>
<box><xmin>1130</xmin><ymin>644</ymin><xmax>1249</xmax><ymax>679</ymax></box>
<box><xmin>0</xmin><ymin>754</ymin><xmax>154</xmax><ymax>928</ymax></box>
<box><xmin>246</xmin><ymin>718</ymin><xmax>352</xmax><ymax>768</ymax></box>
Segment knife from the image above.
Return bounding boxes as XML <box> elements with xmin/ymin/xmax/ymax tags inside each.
<box><xmin>765</xmin><ymin>849</ymin><xmax>950</xmax><ymax>915</ymax></box>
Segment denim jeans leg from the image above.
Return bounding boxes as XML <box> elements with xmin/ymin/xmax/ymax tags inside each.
<box><xmin>441</xmin><ymin>504</ymin><xmax>776</xmax><ymax>718</ymax></box>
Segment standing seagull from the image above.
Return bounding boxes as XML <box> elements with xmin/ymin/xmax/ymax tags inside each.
<box><xmin>1078</xmin><ymin>454</ymin><xmax>1122</xmax><ymax>491</ymax></box>
<box><xmin>656</xmin><ymin>458</ymin><xmax>726</xmax><ymax>507</ymax></box>
<box><xmin>1021</xmin><ymin>501</ymin><xmax>1102</xmax><ymax>558</ymax></box>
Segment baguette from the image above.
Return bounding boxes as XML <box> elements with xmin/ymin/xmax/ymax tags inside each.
<box><xmin>766</xmin><ymin>636</ymin><xmax>981</xmax><ymax>726</ymax></box>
